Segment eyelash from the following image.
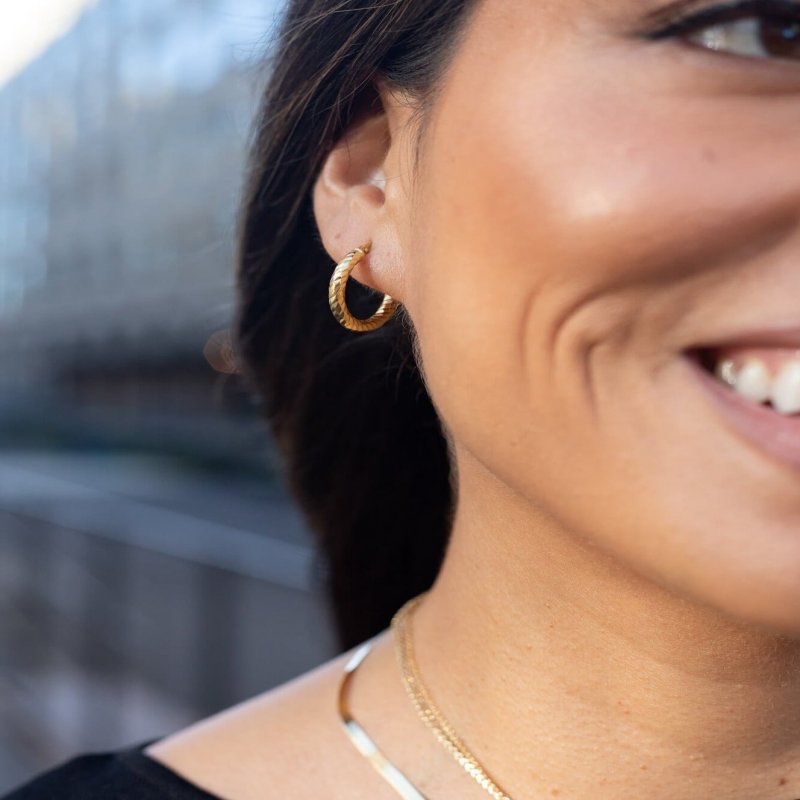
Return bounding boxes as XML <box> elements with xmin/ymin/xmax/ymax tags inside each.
<box><xmin>647</xmin><ymin>0</ymin><xmax>800</xmax><ymax>60</ymax></box>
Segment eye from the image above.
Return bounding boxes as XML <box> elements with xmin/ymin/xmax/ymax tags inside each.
<box><xmin>687</xmin><ymin>14</ymin><xmax>800</xmax><ymax>58</ymax></box>
<box><xmin>648</xmin><ymin>1</ymin><xmax>800</xmax><ymax>62</ymax></box>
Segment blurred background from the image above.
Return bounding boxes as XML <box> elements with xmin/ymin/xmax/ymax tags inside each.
<box><xmin>0</xmin><ymin>0</ymin><xmax>338</xmax><ymax>792</ymax></box>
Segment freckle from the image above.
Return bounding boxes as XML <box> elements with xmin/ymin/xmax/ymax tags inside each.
<box><xmin>640</xmin><ymin>764</ymin><xmax>649</xmax><ymax>771</ymax></box>
<box><xmin>702</xmin><ymin>147</ymin><xmax>717</xmax><ymax>163</ymax></box>
<box><xmin>550</xmin><ymin>789</ymin><xmax>560</xmax><ymax>796</ymax></box>
<box><xmin>778</xmin><ymin>776</ymin><xmax>787</xmax><ymax>785</ymax></box>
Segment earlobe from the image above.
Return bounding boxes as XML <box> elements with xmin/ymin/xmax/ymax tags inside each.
<box><xmin>312</xmin><ymin>83</ymin><xmax>414</xmax><ymax>306</ymax></box>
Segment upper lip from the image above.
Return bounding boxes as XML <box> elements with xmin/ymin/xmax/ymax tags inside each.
<box><xmin>691</xmin><ymin>323</ymin><xmax>800</xmax><ymax>352</ymax></box>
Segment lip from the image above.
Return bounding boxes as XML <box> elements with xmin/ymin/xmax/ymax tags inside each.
<box><xmin>685</xmin><ymin>351</ymin><xmax>800</xmax><ymax>472</ymax></box>
<box><xmin>694</xmin><ymin>323</ymin><xmax>800</xmax><ymax>351</ymax></box>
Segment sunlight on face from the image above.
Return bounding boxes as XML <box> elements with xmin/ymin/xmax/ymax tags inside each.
<box><xmin>400</xmin><ymin>0</ymin><xmax>800</xmax><ymax>634</ymax></box>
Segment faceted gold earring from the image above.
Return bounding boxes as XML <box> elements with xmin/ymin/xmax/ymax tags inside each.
<box><xmin>328</xmin><ymin>241</ymin><xmax>399</xmax><ymax>332</ymax></box>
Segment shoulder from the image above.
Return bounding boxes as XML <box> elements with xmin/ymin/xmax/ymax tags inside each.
<box><xmin>2</xmin><ymin>743</ymin><xmax>218</xmax><ymax>800</ymax></box>
<box><xmin>3</xmin><ymin>640</ymin><xmax>359</xmax><ymax>800</ymax></box>
<box><xmin>6</xmin><ymin>630</ymin><xmax>427</xmax><ymax>800</ymax></box>
<box><xmin>143</xmin><ymin>631</ymin><xmax>402</xmax><ymax>800</ymax></box>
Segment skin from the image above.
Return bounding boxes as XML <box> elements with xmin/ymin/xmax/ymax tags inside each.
<box><xmin>147</xmin><ymin>0</ymin><xmax>800</xmax><ymax>797</ymax></box>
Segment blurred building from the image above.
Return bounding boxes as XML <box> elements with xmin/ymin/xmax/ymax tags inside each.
<box><xmin>0</xmin><ymin>4</ymin><xmax>339</xmax><ymax>791</ymax></box>
<box><xmin>0</xmin><ymin>0</ymin><xmax>281</xmax><ymax>462</ymax></box>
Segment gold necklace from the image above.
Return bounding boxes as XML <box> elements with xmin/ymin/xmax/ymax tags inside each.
<box><xmin>392</xmin><ymin>592</ymin><xmax>515</xmax><ymax>800</ymax></box>
<box><xmin>336</xmin><ymin>591</ymin><xmax>516</xmax><ymax>800</ymax></box>
<box><xmin>338</xmin><ymin>635</ymin><xmax>428</xmax><ymax>798</ymax></box>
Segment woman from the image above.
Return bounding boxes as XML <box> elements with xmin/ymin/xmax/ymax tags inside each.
<box><xmin>8</xmin><ymin>0</ymin><xmax>800</xmax><ymax>797</ymax></box>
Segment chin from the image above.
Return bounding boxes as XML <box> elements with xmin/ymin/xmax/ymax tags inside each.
<box><xmin>702</xmin><ymin>571</ymin><xmax>800</xmax><ymax>639</ymax></box>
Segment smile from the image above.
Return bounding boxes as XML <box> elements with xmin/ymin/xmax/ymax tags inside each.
<box><xmin>687</xmin><ymin>344</ymin><xmax>800</xmax><ymax>472</ymax></box>
<box><xmin>710</xmin><ymin>349</ymin><xmax>800</xmax><ymax>416</ymax></box>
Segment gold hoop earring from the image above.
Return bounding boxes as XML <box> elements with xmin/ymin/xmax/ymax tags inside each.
<box><xmin>328</xmin><ymin>242</ymin><xmax>399</xmax><ymax>332</ymax></box>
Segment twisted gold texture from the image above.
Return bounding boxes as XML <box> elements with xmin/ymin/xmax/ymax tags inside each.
<box><xmin>328</xmin><ymin>242</ymin><xmax>399</xmax><ymax>332</ymax></box>
<box><xmin>391</xmin><ymin>593</ymin><xmax>515</xmax><ymax>800</ymax></box>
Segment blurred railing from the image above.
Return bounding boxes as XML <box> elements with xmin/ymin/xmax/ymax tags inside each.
<box><xmin>0</xmin><ymin>451</ymin><xmax>337</xmax><ymax>794</ymax></box>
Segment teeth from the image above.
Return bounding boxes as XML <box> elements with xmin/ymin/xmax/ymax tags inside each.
<box><xmin>735</xmin><ymin>359</ymin><xmax>772</xmax><ymax>404</ymax></box>
<box><xmin>714</xmin><ymin>358</ymin><xmax>738</xmax><ymax>387</ymax></box>
<box><xmin>712</xmin><ymin>355</ymin><xmax>800</xmax><ymax>415</ymax></box>
<box><xmin>772</xmin><ymin>360</ymin><xmax>800</xmax><ymax>415</ymax></box>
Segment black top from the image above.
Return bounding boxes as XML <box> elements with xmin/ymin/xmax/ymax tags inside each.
<box><xmin>3</xmin><ymin>741</ymin><xmax>221</xmax><ymax>799</ymax></box>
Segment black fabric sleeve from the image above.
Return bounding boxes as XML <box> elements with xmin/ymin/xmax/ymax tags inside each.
<box><xmin>2</xmin><ymin>742</ymin><xmax>221</xmax><ymax>800</ymax></box>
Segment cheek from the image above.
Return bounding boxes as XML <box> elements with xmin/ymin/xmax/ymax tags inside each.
<box><xmin>400</xmin><ymin>30</ymin><xmax>800</xmax><ymax>628</ymax></box>
<box><xmin>408</xmin><ymin>38</ymin><xmax>800</xmax><ymax>469</ymax></box>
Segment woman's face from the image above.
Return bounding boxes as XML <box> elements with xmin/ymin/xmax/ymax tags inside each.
<box><xmin>387</xmin><ymin>0</ymin><xmax>800</xmax><ymax>634</ymax></box>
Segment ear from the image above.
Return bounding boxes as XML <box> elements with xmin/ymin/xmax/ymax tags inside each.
<box><xmin>312</xmin><ymin>82</ymin><xmax>414</xmax><ymax>303</ymax></box>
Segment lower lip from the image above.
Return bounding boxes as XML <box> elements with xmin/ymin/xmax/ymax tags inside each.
<box><xmin>685</xmin><ymin>352</ymin><xmax>800</xmax><ymax>472</ymax></box>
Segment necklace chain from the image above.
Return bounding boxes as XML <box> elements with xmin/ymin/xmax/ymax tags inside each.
<box><xmin>390</xmin><ymin>592</ymin><xmax>516</xmax><ymax>800</ymax></box>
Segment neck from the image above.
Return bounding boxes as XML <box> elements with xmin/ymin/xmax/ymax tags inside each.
<box><xmin>414</xmin><ymin>448</ymin><xmax>800</xmax><ymax>799</ymax></box>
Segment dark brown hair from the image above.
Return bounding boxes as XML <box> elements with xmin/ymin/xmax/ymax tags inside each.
<box><xmin>235</xmin><ymin>0</ymin><xmax>477</xmax><ymax>650</ymax></box>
